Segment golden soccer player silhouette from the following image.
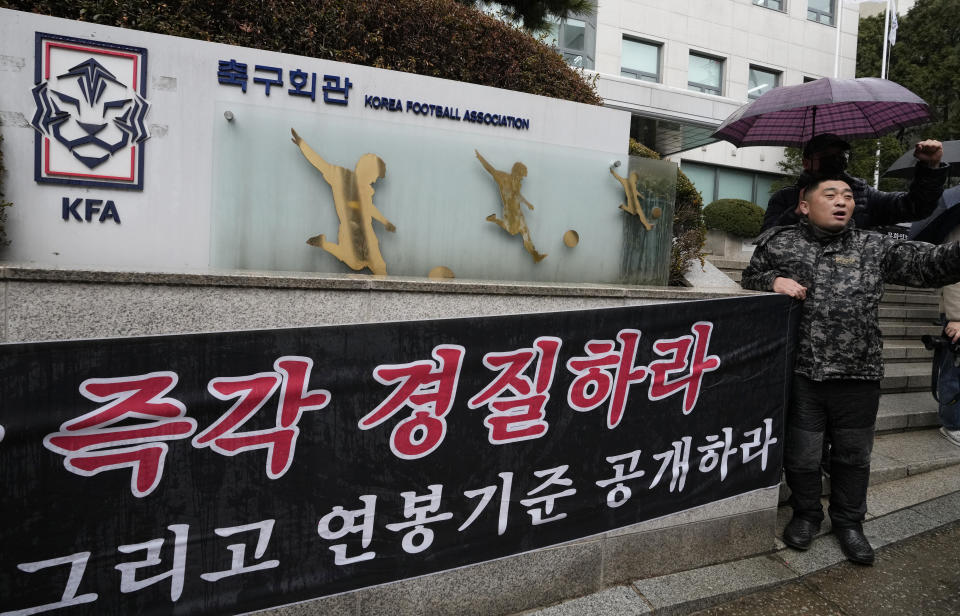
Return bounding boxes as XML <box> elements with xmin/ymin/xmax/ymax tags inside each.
<box><xmin>610</xmin><ymin>166</ymin><xmax>655</xmax><ymax>231</ymax></box>
<box><xmin>475</xmin><ymin>150</ymin><xmax>547</xmax><ymax>263</ymax></box>
<box><xmin>291</xmin><ymin>129</ymin><xmax>396</xmax><ymax>275</ymax></box>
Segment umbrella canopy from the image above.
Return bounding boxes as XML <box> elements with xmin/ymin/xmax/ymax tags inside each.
<box><xmin>713</xmin><ymin>77</ymin><xmax>931</xmax><ymax>148</ymax></box>
<box><xmin>884</xmin><ymin>140</ymin><xmax>960</xmax><ymax>179</ymax></box>
<box><xmin>909</xmin><ymin>185</ymin><xmax>960</xmax><ymax>244</ymax></box>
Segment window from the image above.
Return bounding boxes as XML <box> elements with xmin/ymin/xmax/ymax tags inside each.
<box><xmin>681</xmin><ymin>162</ymin><xmax>780</xmax><ymax>207</ymax></box>
<box><xmin>621</xmin><ymin>38</ymin><xmax>661</xmax><ymax>82</ymax></box>
<box><xmin>807</xmin><ymin>0</ymin><xmax>835</xmax><ymax>25</ymax></box>
<box><xmin>748</xmin><ymin>66</ymin><xmax>780</xmax><ymax>99</ymax></box>
<box><xmin>753</xmin><ymin>0</ymin><xmax>784</xmax><ymax>11</ymax></box>
<box><xmin>547</xmin><ymin>16</ymin><xmax>595</xmax><ymax>69</ymax></box>
<box><xmin>688</xmin><ymin>53</ymin><xmax>723</xmax><ymax>96</ymax></box>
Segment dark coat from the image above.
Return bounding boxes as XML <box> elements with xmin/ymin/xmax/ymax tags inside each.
<box><xmin>760</xmin><ymin>163</ymin><xmax>949</xmax><ymax>233</ymax></box>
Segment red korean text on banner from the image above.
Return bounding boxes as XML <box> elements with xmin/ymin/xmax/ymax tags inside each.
<box><xmin>359</xmin><ymin>345</ymin><xmax>465</xmax><ymax>460</ymax></box>
<box><xmin>468</xmin><ymin>336</ymin><xmax>562</xmax><ymax>444</ymax></box>
<box><xmin>648</xmin><ymin>321</ymin><xmax>721</xmax><ymax>414</ymax></box>
<box><xmin>194</xmin><ymin>356</ymin><xmax>331</xmax><ymax>479</ymax></box>
<box><xmin>566</xmin><ymin>329</ymin><xmax>648</xmax><ymax>429</ymax></box>
<box><xmin>43</xmin><ymin>372</ymin><xmax>196</xmax><ymax>498</ymax></box>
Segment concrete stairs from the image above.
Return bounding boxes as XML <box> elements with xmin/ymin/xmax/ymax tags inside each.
<box><xmin>510</xmin><ymin>258</ymin><xmax>960</xmax><ymax>616</ymax></box>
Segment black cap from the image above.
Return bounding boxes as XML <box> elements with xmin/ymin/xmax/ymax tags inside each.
<box><xmin>803</xmin><ymin>133</ymin><xmax>851</xmax><ymax>158</ymax></box>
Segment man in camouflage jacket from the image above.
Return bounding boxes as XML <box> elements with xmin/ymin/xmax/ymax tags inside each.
<box><xmin>742</xmin><ymin>173</ymin><xmax>960</xmax><ymax>565</ymax></box>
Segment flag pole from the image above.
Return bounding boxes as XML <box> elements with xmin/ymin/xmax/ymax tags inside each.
<box><xmin>874</xmin><ymin>0</ymin><xmax>893</xmax><ymax>187</ymax></box>
<box><xmin>880</xmin><ymin>0</ymin><xmax>892</xmax><ymax>79</ymax></box>
<box><xmin>834</xmin><ymin>1</ymin><xmax>843</xmax><ymax>77</ymax></box>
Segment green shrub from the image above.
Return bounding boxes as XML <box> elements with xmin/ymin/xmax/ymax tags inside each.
<box><xmin>628</xmin><ymin>139</ymin><xmax>705</xmax><ymax>286</ymax></box>
<box><xmin>702</xmin><ymin>199</ymin><xmax>764</xmax><ymax>238</ymax></box>
<box><xmin>0</xmin><ymin>0</ymin><xmax>602</xmax><ymax>105</ymax></box>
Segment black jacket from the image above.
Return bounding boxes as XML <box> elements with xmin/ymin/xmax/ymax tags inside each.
<box><xmin>760</xmin><ymin>163</ymin><xmax>949</xmax><ymax>233</ymax></box>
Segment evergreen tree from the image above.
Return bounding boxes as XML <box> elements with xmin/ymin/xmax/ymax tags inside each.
<box><xmin>859</xmin><ymin>0</ymin><xmax>960</xmax><ymax>141</ymax></box>
<box><xmin>456</xmin><ymin>0</ymin><xmax>594</xmax><ymax>31</ymax></box>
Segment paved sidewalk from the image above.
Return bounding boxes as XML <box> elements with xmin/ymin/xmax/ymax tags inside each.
<box><xmin>692</xmin><ymin>519</ymin><xmax>960</xmax><ymax>616</ymax></box>
<box><xmin>520</xmin><ymin>482</ymin><xmax>960</xmax><ymax>615</ymax></box>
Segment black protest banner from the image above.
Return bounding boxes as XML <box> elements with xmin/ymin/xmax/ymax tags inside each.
<box><xmin>0</xmin><ymin>294</ymin><xmax>796</xmax><ymax>615</ymax></box>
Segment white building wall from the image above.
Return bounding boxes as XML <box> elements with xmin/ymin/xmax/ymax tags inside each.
<box><xmin>591</xmin><ymin>0</ymin><xmax>861</xmax><ymax>182</ymax></box>
<box><xmin>859</xmin><ymin>0</ymin><xmax>915</xmax><ymax>18</ymax></box>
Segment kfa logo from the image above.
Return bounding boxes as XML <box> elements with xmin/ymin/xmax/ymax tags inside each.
<box><xmin>30</xmin><ymin>33</ymin><xmax>150</xmax><ymax>190</ymax></box>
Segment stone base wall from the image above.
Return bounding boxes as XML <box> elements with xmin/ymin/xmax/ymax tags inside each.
<box><xmin>704</xmin><ymin>229</ymin><xmax>758</xmax><ymax>263</ymax></box>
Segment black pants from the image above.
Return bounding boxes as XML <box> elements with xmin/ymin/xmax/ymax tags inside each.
<box><xmin>784</xmin><ymin>375</ymin><xmax>880</xmax><ymax>530</ymax></box>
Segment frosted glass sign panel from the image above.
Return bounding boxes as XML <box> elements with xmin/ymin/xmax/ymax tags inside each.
<box><xmin>210</xmin><ymin>104</ymin><xmax>676</xmax><ymax>285</ymax></box>
<box><xmin>0</xmin><ymin>9</ymin><xmax>674</xmax><ymax>283</ymax></box>
<box><xmin>619</xmin><ymin>155</ymin><xmax>676</xmax><ymax>285</ymax></box>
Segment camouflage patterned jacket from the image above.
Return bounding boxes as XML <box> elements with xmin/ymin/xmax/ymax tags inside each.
<box><xmin>742</xmin><ymin>219</ymin><xmax>960</xmax><ymax>381</ymax></box>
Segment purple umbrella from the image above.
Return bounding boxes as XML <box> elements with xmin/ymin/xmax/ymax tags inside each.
<box><xmin>712</xmin><ymin>77</ymin><xmax>931</xmax><ymax>148</ymax></box>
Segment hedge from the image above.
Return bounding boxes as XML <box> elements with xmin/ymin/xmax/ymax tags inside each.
<box><xmin>702</xmin><ymin>198</ymin><xmax>764</xmax><ymax>238</ymax></box>
<box><xmin>0</xmin><ymin>0</ymin><xmax>602</xmax><ymax>105</ymax></box>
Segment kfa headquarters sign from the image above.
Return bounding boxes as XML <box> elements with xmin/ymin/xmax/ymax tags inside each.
<box><xmin>1</xmin><ymin>8</ymin><xmax>670</xmax><ymax>284</ymax></box>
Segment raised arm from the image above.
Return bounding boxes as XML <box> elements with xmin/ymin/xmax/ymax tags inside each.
<box><xmin>475</xmin><ymin>150</ymin><xmax>496</xmax><ymax>176</ymax></box>
<box><xmin>291</xmin><ymin>128</ymin><xmax>334</xmax><ymax>178</ymax></box>
<box><xmin>859</xmin><ymin>142</ymin><xmax>948</xmax><ymax>226</ymax></box>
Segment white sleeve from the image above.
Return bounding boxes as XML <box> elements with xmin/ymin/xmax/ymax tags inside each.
<box><xmin>941</xmin><ymin>226</ymin><xmax>960</xmax><ymax>320</ymax></box>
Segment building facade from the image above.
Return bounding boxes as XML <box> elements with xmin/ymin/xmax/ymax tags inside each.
<box><xmin>550</xmin><ymin>0</ymin><xmax>862</xmax><ymax>208</ymax></box>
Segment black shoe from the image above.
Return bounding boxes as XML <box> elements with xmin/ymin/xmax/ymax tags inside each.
<box><xmin>783</xmin><ymin>517</ymin><xmax>820</xmax><ymax>550</ymax></box>
<box><xmin>835</xmin><ymin>528</ymin><xmax>875</xmax><ymax>565</ymax></box>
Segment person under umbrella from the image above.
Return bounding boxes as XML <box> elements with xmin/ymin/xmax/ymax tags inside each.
<box><xmin>709</xmin><ymin>77</ymin><xmax>947</xmax><ymax>233</ymax></box>
<box><xmin>760</xmin><ymin>134</ymin><xmax>947</xmax><ymax>233</ymax></box>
